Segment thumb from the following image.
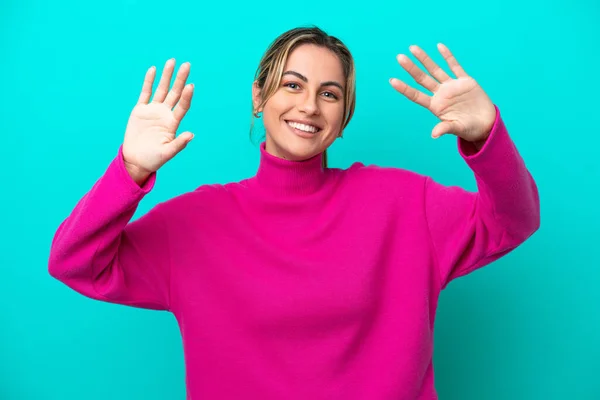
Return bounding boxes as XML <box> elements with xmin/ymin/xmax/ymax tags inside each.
<box><xmin>165</xmin><ymin>131</ymin><xmax>194</xmax><ymax>158</ymax></box>
<box><xmin>431</xmin><ymin>120</ymin><xmax>462</xmax><ymax>139</ymax></box>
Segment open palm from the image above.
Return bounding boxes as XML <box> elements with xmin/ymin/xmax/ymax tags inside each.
<box><xmin>123</xmin><ymin>59</ymin><xmax>195</xmax><ymax>181</ymax></box>
<box><xmin>390</xmin><ymin>43</ymin><xmax>496</xmax><ymax>143</ymax></box>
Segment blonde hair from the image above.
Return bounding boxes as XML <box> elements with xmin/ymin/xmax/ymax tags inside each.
<box><xmin>250</xmin><ymin>26</ymin><xmax>356</xmax><ymax>168</ymax></box>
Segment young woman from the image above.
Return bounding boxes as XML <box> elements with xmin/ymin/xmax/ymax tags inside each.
<box><xmin>49</xmin><ymin>26</ymin><xmax>540</xmax><ymax>399</ymax></box>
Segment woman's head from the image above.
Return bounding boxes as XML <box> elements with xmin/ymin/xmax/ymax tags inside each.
<box><xmin>251</xmin><ymin>26</ymin><xmax>356</xmax><ymax>167</ymax></box>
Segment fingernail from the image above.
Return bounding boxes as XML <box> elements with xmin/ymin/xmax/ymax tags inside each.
<box><xmin>397</xmin><ymin>54</ymin><xmax>410</xmax><ymax>64</ymax></box>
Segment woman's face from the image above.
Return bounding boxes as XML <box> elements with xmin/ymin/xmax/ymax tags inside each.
<box><xmin>253</xmin><ymin>44</ymin><xmax>346</xmax><ymax>162</ymax></box>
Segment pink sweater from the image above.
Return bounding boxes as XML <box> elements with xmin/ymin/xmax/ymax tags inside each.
<box><xmin>49</xmin><ymin>105</ymin><xmax>540</xmax><ymax>399</ymax></box>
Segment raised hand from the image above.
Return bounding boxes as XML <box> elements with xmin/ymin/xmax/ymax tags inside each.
<box><xmin>122</xmin><ymin>59</ymin><xmax>195</xmax><ymax>185</ymax></box>
<box><xmin>390</xmin><ymin>44</ymin><xmax>496</xmax><ymax>145</ymax></box>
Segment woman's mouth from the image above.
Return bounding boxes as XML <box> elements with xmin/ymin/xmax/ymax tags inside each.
<box><xmin>285</xmin><ymin>120</ymin><xmax>322</xmax><ymax>138</ymax></box>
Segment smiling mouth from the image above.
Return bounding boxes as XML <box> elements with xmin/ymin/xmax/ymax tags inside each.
<box><xmin>285</xmin><ymin>120</ymin><xmax>322</xmax><ymax>134</ymax></box>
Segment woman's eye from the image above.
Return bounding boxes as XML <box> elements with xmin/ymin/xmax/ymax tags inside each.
<box><xmin>284</xmin><ymin>83</ymin><xmax>338</xmax><ymax>100</ymax></box>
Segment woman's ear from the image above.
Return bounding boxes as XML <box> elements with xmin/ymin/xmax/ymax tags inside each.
<box><xmin>252</xmin><ymin>81</ymin><xmax>262</xmax><ymax>113</ymax></box>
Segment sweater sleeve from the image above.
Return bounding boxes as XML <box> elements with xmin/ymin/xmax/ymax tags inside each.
<box><xmin>48</xmin><ymin>146</ymin><xmax>171</xmax><ymax>311</ymax></box>
<box><xmin>424</xmin><ymin>105</ymin><xmax>540</xmax><ymax>290</ymax></box>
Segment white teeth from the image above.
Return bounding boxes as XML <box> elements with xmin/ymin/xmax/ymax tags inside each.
<box><xmin>287</xmin><ymin>121</ymin><xmax>319</xmax><ymax>133</ymax></box>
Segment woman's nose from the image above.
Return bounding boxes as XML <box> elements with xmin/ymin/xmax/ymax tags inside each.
<box><xmin>298</xmin><ymin>93</ymin><xmax>320</xmax><ymax>115</ymax></box>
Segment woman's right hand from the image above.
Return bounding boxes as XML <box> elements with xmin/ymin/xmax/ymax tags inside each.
<box><xmin>122</xmin><ymin>59</ymin><xmax>195</xmax><ymax>185</ymax></box>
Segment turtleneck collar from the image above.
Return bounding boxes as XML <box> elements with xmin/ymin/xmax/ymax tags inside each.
<box><xmin>253</xmin><ymin>141</ymin><xmax>328</xmax><ymax>196</ymax></box>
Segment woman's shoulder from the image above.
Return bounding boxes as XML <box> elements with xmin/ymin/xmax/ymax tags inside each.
<box><xmin>153</xmin><ymin>182</ymin><xmax>234</xmax><ymax>215</ymax></box>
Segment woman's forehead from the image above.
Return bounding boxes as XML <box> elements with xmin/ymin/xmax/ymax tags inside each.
<box><xmin>284</xmin><ymin>45</ymin><xmax>345</xmax><ymax>81</ymax></box>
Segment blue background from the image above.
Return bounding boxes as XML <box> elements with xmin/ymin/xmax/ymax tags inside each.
<box><xmin>2</xmin><ymin>0</ymin><xmax>599</xmax><ymax>398</ymax></box>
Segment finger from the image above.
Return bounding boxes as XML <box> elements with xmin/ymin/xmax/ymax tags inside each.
<box><xmin>432</xmin><ymin>120</ymin><xmax>464</xmax><ymax>139</ymax></box>
<box><xmin>389</xmin><ymin>78</ymin><xmax>431</xmax><ymax>109</ymax></box>
<box><xmin>152</xmin><ymin>59</ymin><xmax>176</xmax><ymax>103</ymax></box>
<box><xmin>173</xmin><ymin>84</ymin><xmax>194</xmax><ymax>123</ymax></box>
<box><xmin>396</xmin><ymin>54</ymin><xmax>439</xmax><ymax>93</ymax></box>
<box><xmin>137</xmin><ymin>66</ymin><xmax>156</xmax><ymax>104</ymax></box>
<box><xmin>437</xmin><ymin>43</ymin><xmax>468</xmax><ymax>78</ymax></box>
<box><xmin>408</xmin><ymin>45</ymin><xmax>452</xmax><ymax>83</ymax></box>
<box><xmin>164</xmin><ymin>62</ymin><xmax>191</xmax><ymax>109</ymax></box>
<box><xmin>164</xmin><ymin>131</ymin><xmax>194</xmax><ymax>159</ymax></box>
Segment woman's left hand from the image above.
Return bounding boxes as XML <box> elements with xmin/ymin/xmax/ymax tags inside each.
<box><xmin>390</xmin><ymin>43</ymin><xmax>496</xmax><ymax>146</ymax></box>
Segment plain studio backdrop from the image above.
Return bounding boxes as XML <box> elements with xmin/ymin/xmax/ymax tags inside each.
<box><xmin>1</xmin><ymin>0</ymin><xmax>598</xmax><ymax>399</ymax></box>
